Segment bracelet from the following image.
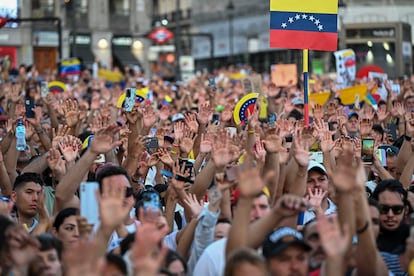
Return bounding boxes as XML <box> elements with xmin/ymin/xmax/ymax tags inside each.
<box><xmin>36</xmin><ymin>128</ymin><xmax>45</xmax><ymax>134</ymax></box>
<box><xmin>248</xmin><ymin>129</ymin><xmax>255</xmax><ymax>134</ymax></box>
<box><xmin>357</xmin><ymin>221</ymin><xmax>369</xmax><ymax>234</ymax></box>
<box><xmin>404</xmin><ymin>135</ymin><xmax>412</xmax><ymax>141</ymax></box>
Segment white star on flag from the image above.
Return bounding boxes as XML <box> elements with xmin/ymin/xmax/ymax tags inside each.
<box><xmin>281</xmin><ymin>22</ymin><xmax>287</xmax><ymax>28</ymax></box>
<box><xmin>314</xmin><ymin>19</ymin><xmax>320</xmax><ymax>25</ymax></box>
<box><xmin>318</xmin><ymin>25</ymin><xmax>323</xmax><ymax>31</ymax></box>
<box><xmin>309</xmin><ymin>15</ymin><xmax>315</xmax><ymax>21</ymax></box>
<box><xmin>302</xmin><ymin>14</ymin><xmax>308</xmax><ymax>19</ymax></box>
<box><xmin>288</xmin><ymin>17</ymin><xmax>294</xmax><ymax>23</ymax></box>
<box><xmin>295</xmin><ymin>14</ymin><xmax>300</xmax><ymax>20</ymax></box>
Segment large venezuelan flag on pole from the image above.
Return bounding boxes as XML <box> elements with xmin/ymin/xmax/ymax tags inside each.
<box><xmin>269</xmin><ymin>0</ymin><xmax>338</xmax><ymax>51</ymax></box>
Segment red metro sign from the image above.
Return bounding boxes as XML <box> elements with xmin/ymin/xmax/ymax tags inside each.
<box><xmin>148</xmin><ymin>27</ymin><xmax>174</xmax><ymax>45</ymax></box>
<box><xmin>0</xmin><ymin>16</ymin><xmax>8</xmax><ymax>28</ymax></box>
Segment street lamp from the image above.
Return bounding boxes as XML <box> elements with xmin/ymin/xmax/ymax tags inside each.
<box><xmin>226</xmin><ymin>1</ymin><xmax>234</xmax><ymax>64</ymax></box>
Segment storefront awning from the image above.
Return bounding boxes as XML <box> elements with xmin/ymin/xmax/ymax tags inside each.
<box><xmin>75</xmin><ymin>45</ymin><xmax>95</xmax><ymax>69</ymax></box>
<box><xmin>112</xmin><ymin>46</ymin><xmax>141</xmax><ymax>68</ymax></box>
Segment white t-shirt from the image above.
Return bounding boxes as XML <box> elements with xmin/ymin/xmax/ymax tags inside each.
<box><xmin>193</xmin><ymin>238</ymin><xmax>227</xmax><ymax>276</ymax></box>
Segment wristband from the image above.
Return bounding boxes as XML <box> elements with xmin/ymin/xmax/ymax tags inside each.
<box><xmin>356</xmin><ymin>221</ymin><xmax>369</xmax><ymax>234</ymax></box>
<box><xmin>404</xmin><ymin>135</ymin><xmax>412</xmax><ymax>141</ymax></box>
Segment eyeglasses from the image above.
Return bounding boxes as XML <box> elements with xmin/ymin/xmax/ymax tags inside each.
<box><xmin>125</xmin><ymin>187</ymin><xmax>134</xmax><ymax>198</ymax></box>
<box><xmin>378</xmin><ymin>204</ymin><xmax>404</xmax><ymax>215</ymax></box>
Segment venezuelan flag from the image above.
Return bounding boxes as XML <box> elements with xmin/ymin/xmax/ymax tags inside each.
<box><xmin>269</xmin><ymin>0</ymin><xmax>338</xmax><ymax>51</ymax></box>
<box><xmin>48</xmin><ymin>81</ymin><xmax>66</xmax><ymax>94</ymax></box>
<box><xmin>60</xmin><ymin>58</ymin><xmax>81</xmax><ymax>77</ymax></box>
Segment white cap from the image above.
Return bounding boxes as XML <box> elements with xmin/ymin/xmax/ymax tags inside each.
<box><xmin>307</xmin><ymin>160</ymin><xmax>327</xmax><ymax>174</ymax></box>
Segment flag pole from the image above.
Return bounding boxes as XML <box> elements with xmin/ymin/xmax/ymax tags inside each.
<box><xmin>303</xmin><ymin>49</ymin><xmax>309</xmax><ymax>126</ymax></box>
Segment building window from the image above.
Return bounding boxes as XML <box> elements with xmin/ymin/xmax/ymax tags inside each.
<box><xmin>31</xmin><ymin>0</ymin><xmax>54</xmax><ymax>17</ymax></box>
<box><xmin>109</xmin><ymin>0</ymin><xmax>130</xmax><ymax>16</ymax></box>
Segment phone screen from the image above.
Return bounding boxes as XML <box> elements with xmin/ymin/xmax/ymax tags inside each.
<box><xmin>125</xmin><ymin>88</ymin><xmax>136</xmax><ymax>112</ymax></box>
<box><xmin>144</xmin><ymin>137</ymin><xmax>159</xmax><ymax>153</ymax></box>
<box><xmin>25</xmin><ymin>99</ymin><xmax>35</xmax><ymax>118</ymax></box>
<box><xmin>361</xmin><ymin>139</ymin><xmax>375</xmax><ymax>164</ymax></box>
<box><xmin>179</xmin><ymin>158</ymin><xmax>194</xmax><ymax>177</ymax></box>
<box><xmin>41</xmin><ymin>81</ymin><xmax>49</xmax><ymax>98</ymax></box>
<box><xmin>80</xmin><ymin>182</ymin><xmax>100</xmax><ymax>226</ymax></box>
<box><xmin>143</xmin><ymin>191</ymin><xmax>161</xmax><ymax>212</ymax></box>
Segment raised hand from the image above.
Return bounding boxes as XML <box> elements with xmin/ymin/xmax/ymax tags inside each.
<box><xmin>26</xmin><ymin>106</ymin><xmax>43</xmax><ymax>129</ymax></box>
<box><xmin>171</xmin><ymin>159</ymin><xmax>191</xmax><ymax>192</ymax></box>
<box><xmin>76</xmin><ymin>216</ymin><xmax>94</xmax><ymax>241</ymax></box>
<box><xmin>200</xmin><ymin>133</ymin><xmax>213</xmax><ymax>154</ymax></box>
<box><xmin>63</xmin><ymin>239</ymin><xmax>104</xmax><ymax>276</ymax></box>
<box><xmin>52</xmin><ymin>124</ymin><xmax>71</xmax><ymax>148</ymax></box>
<box><xmin>47</xmin><ymin>148</ymin><xmax>66</xmax><ymax>178</ymax></box>
<box><xmin>221</xmin><ymin>104</ymin><xmax>233</xmax><ymax>122</ymax></box>
<box><xmin>316</xmin><ymin>214</ymin><xmax>350</xmax><ymax>258</ymax></box>
<box><xmin>306</xmin><ymin>188</ymin><xmax>327</xmax><ymax>212</ymax></box>
<box><xmin>97</xmin><ymin>179</ymin><xmax>134</xmax><ymax>231</ymax></box>
<box><xmin>157</xmin><ymin>148</ymin><xmax>174</xmax><ymax>168</ymax></box>
<box><xmin>179</xmin><ymin>130</ymin><xmax>197</xmax><ymax>154</ymax></box>
<box><xmin>25</xmin><ymin>120</ymin><xmax>35</xmax><ymax>140</ymax></box>
<box><xmin>263</xmin><ymin>128</ymin><xmax>285</xmax><ymax>153</ymax></box>
<box><xmin>197</xmin><ymin>103</ymin><xmax>213</xmax><ymax>125</ymax></box>
<box><xmin>211</xmin><ymin>132</ymin><xmax>233</xmax><ymax>168</ymax></box>
<box><xmin>292</xmin><ymin>132</ymin><xmax>310</xmax><ymax>168</ymax></box>
<box><xmin>328</xmin><ymin>145</ymin><xmax>358</xmax><ymax>193</ymax></box>
<box><xmin>62</xmin><ymin>99</ymin><xmax>80</xmax><ymax>128</ymax></box>
<box><xmin>90</xmin><ymin>123</ymin><xmax>122</xmax><ymax>154</ymax></box>
<box><xmin>5</xmin><ymin>224</ymin><xmax>40</xmax><ymax>267</ymax></box>
<box><xmin>131</xmin><ymin>219</ymin><xmax>168</xmax><ymax>276</ymax></box>
<box><xmin>58</xmin><ymin>135</ymin><xmax>82</xmax><ymax>163</ymax></box>
<box><xmin>273</xmin><ymin>194</ymin><xmax>309</xmax><ymax>218</ymax></box>
<box><xmin>125</xmin><ymin>104</ymin><xmax>142</xmax><ymax>125</ymax></box>
<box><xmin>142</xmin><ymin>105</ymin><xmax>158</xmax><ymax>128</ymax></box>
<box><xmin>376</xmin><ymin>108</ymin><xmax>389</xmax><ymax>123</ymax></box>
<box><xmin>320</xmin><ymin>130</ymin><xmax>334</xmax><ymax>153</ymax></box>
<box><xmin>253</xmin><ymin>139</ymin><xmax>266</xmax><ymax>164</ymax></box>
<box><xmin>359</xmin><ymin>118</ymin><xmax>372</xmax><ymax>137</ymax></box>
<box><xmin>312</xmin><ymin>104</ymin><xmax>324</xmax><ymax>120</ymax></box>
<box><xmin>173</xmin><ymin>121</ymin><xmax>185</xmax><ymax>142</ymax></box>
<box><xmin>237</xmin><ymin>166</ymin><xmax>265</xmax><ymax>199</ymax></box>
<box><xmin>185</xmin><ymin>113</ymin><xmax>199</xmax><ymax>133</ymax></box>
<box><xmin>183</xmin><ymin>193</ymin><xmax>204</xmax><ymax>218</ymax></box>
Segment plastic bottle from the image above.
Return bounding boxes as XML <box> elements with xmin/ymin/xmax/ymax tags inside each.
<box><xmin>15</xmin><ymin>119</ymin><xmax>26</xmax><ymax>151</ymax></box>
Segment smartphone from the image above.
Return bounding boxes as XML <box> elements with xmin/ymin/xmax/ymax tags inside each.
<box><xmin>388</xmin><ymin>123</ymin><xmax>397</xmax><ymax>141</ymax></box>
<box><xmin>354</xmin><ymin>94</ymin><xmax>360</xmax><ymax>109</ymax></box>
<box><xmin>41</xmin><ymin>81</ymin><xmax>49</xmax><ymax>98</ymax></box>
<box><xmin>243</xmin><ymin>78</ymin><xmax>253</xmax><ymax>94</ymax></box>
<box><xmin>209</xmin><ymin>77</ymin><xmax>216</xmax><ymax>92</ymax></box>
<box><xmin>375</xmin><ymin>148</ymin><xmax>387</xmax><ymax>167</ymax></box>
<box><xmin>211</xmin><ymin>114</ymin><xmax>220</xmax><ymax>123</ymax></box>
<box><xmin>268</xmin><ymin>114</ymin><xmax>276</xmax><ymax>127</ymax></box>
<box><xmin>142</xmin><ymin>191</ymin><xmax>161</xmax><ymax>212</ymax></box>
<box><xmin>124</xmin><ymin>88</ymin><xmax>136</xmax><ymax>112</ymax></box>
<box><xmin>179</xmin><ymin>158</ymin><xmax>194</xmax><ymax>177</ymax></box>
<box><xmin>144</xmin><ymin>137</ymin><xmax>159</xmax><ymax>153</ymax></box>
<box><xmin>361</xmin><ymin>138</ymin><xmax>375</xmax><ymax>164</ymax></box>
<box><xmin>310</xmin><ymin>151</ymin><xmax>323</xmax><ymax>164</ymax></box>
<box><xmin>80</xmin><ymin>182</ymin><xmax>100</xmax><ymax>226</ymax></box>
<box><xmin>25</xmin><ymin>98</ymin><xmax>35</xmax><ymax>118</ymax></box>
<box><xmin>225</xmin><ymin>127</ymin><xmax>237</xmax><ymax>138</ymax></box>
<box><xmin>224</xmin><ymin>166</ymin><xmax>238</xmax><ymax>182</ymax></box>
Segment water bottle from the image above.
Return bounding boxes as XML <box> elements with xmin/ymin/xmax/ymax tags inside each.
<box><xmin>15</xmin><ymin>119</ymin><xmax>26</xmax><ymax>151</ymax></box>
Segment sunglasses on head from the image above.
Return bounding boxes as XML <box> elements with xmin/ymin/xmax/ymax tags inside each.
<box><xmin>378</xmin><ymin>204</ymin><xmax>404</xmax><ymax>215</ymax></box>
<box><xmin>125</xmin><ymin>187</ymin><xmax>134</xmax><ymax>198</ymax></box>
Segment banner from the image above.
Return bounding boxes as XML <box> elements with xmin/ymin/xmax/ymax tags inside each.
<box><xmin>269</xmin><ymin>0</ymin><xmax>338</xmax><ymax>51</ymax></box>
<box><xmin>334</xmin><ymin>49</ymin><xmax>356</xmax><ymax>88</ymax></box>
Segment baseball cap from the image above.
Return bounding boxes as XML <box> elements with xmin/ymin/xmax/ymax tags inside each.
<box><xmin>172</xmin><ymin>113</ymin><xmax>185</xmax><ymax>122</ymax></box>
<box><xmin>262</xmin><ymin>227</ymin><xmax>311</xmax><ymax>258</ymax></box>
<box><xmin>348</xmin><ymin>112</ymin><xmax>359</xmax><ymax>120</ymax></box>
<box><xmin>291</xmin><ymin>97</ymin><xmax>304</xmax><ymax>106</ymax></box>
<box><xmin>307</xmin><ymin>160</ymin><xmax>327</xmax><ymax>175</ymax></box>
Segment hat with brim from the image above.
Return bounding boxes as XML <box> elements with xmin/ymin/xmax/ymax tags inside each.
<box><xmin>307</xmin><ymin>160</ymin><xmax>327</xmax><ymax>175</ymax></box>
<box><xmin>262</xmin><ymin>227</ymin><xmax>311</xmax><ymax>258</ymax></box>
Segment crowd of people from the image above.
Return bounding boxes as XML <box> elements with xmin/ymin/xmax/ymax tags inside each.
<box><xmin>0</xmin><ymin>61</ymin><xmax>414</xmax><ymax>276</ymax></box>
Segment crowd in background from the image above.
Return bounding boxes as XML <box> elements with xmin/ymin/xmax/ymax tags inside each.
<box><xmin>0</xmin><ymin>61</ymin><xmax>414</xmax><ymax>276</ymax></box>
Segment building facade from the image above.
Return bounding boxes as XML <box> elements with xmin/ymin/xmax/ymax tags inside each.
<box><xmin>0</xmin><ymin>0</ymin><xmax>154</xmax><ymax>75</ymax></box>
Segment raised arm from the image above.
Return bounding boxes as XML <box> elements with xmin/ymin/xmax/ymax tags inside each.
<box><xmin>55</xmin><ymin>124</ymin><xmax>121</xmax><ymax>211</ymax></box>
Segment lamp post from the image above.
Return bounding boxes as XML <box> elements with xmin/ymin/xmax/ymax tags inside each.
<box><xmin>226</xmin><ymin>1</ymin><xmax>234</xmax><ymax>64</ymax></box>
<box><xmin>175</xmin><ymin>0</ymin><xmax>181</xmax><ymax>81</ymax></box>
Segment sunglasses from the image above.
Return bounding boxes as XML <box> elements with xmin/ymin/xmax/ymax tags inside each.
<box><xmin>378</xmin><ymin>204</ymin><xmax>404</xmax><ymax>215</ymax></box>
<box><xmin>125</xmin><ymin>187</ymin><xmax>134</xmax><ymax>198</ymax></box>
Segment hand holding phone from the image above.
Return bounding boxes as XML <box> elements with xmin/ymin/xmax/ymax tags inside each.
<box><xmin>25</xmin><ymin>99</ymin><xmax>35</xmax><ymax>118</ymax></box>
<box><xmin>80</xmin><ymin>182</ymin><xmax>100</xmax><ymax>226</ymax></box>
<box><xmin>41</xmin><ymin>81</ymin><xmax>49</xmax><ymax>98</ymax></box>
<box><xmin>361</xmin><ymin>138</ymin><xmax>375</xmax><ymax>164</ymax></box>
<box><xmin>124</xmin><ymin>88</ymin><xmax>136</xmax><ymax>112</ymax></box>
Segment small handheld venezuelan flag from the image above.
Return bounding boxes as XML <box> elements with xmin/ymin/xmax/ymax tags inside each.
<box><xmin>269</xmin><ymin>0</ymin><xmax>338</xmax><ymax>51</ymax></box>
